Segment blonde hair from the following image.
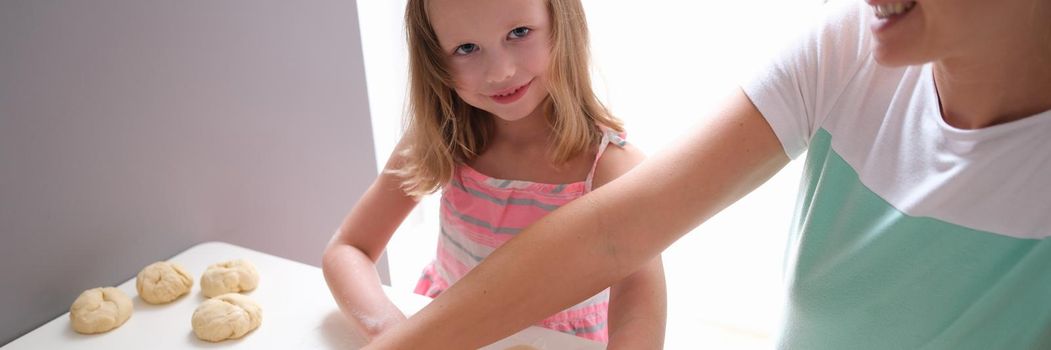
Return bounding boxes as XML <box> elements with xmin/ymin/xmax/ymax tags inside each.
<box><xmin>393</xmin><ymin>0</ymin><xmax>624</xmax><ymax>196</ymax></box>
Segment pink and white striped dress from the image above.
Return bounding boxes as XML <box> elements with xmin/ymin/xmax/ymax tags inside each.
<box><xmin>414</xmin><ymin>129</ymin><xmax>628</xmax><ymax>343</ymax></box>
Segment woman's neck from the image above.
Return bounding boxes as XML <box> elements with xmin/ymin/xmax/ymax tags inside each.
<box><xmin>933</xmin><ymin>33</ymin><xmax>1051</xmax><ymax>130</ymax></box>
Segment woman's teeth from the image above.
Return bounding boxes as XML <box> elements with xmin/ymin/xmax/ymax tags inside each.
<box><xmin>873</xmin><ymin>1</ymin><xmax>916</xmax><ymax>19</ymax></box>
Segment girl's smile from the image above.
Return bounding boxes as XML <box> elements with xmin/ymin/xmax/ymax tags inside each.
<box><xmin>489</xmin><ymin>79</ymin><xmax>534</xmax><ymax>105</ymax></box>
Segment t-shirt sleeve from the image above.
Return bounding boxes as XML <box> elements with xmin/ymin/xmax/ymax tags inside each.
<box><xmin>741</xmin><ymin>0</ymin><xmax>873</xmax><ymax>159</ymax></box>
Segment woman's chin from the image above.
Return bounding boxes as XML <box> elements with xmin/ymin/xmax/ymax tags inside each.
<box><xmin>872</xmin><ymin>47</ymin><xmax>925</xmax><ymax>68</ymax></box>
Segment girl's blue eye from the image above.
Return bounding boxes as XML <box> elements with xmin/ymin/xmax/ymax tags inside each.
<box><xmin>508</xmin><ymin>27</ymin><xmax>531</xmax><ymax>39</ymax></box>
<box><xmin>454</xmin><ymin>43</ymin><xmax>478</xmax><ymax>55</ymax></box>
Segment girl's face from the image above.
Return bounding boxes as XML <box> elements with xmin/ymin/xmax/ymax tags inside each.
<box><xmin>868</xmin><ymin>0</ymin><xmax>1041</xmax><ymax>66</ymax></box>
<box><xmin>428</xmin><ymin>0</ymin><xmax>552</xmax><ymax>122</ymax></box>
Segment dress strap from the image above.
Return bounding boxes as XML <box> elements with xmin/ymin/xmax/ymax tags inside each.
<box><xmin>584</xmin><ymin>129</ymin><xmax>627</xmax><ymax>192</ymax></box>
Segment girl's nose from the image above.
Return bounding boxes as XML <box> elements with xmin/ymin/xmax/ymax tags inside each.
<box><xmin>484</xmin><ymin>50</ymin><xmax>515</xmax><ymax>84</ymax></box>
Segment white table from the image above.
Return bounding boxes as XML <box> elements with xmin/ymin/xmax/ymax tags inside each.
<box><xmin>3</xmin><ymin>241</ymin><xmax>604</xmax><ymax>350</ymax></box>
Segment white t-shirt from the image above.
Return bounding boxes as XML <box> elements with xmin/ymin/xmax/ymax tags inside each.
<box><xmin>742</xmin><ymin>0</ymin><xmax>1051</xmax><ymax>348</ymax></box>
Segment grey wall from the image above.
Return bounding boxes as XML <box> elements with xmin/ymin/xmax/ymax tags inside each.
<box><xmin>0</xmin><ymin>0</ymin><xmax>377</xmax><ymax>345</ymax></box>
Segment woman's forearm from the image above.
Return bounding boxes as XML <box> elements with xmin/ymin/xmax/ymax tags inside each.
<box><xmin>607</xmin><ymin>256</ymin><xmax>667</xmax><ymax>350</ymax></box>
<box><xmin>322</xmin><ymin>244</ymin><xmax>408</xmax><ymax>339</ymax></box>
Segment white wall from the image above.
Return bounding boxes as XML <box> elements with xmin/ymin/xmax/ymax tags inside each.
<box><xmin>0</xmin><ymin>0</ymin><xmax>377</xmax><ymax>345</ymax></box>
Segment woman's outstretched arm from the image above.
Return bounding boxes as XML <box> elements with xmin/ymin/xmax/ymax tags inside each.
<box><xmin>366</xmin><ymin>89</ymin><xmax>790</xmax><ymax>349</ymax></box>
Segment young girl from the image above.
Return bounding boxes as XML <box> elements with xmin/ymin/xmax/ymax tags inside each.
<box><xmin>322</xmin><ymin>0</ymin><xmax>666</xmax><ymax>347</ymax></box>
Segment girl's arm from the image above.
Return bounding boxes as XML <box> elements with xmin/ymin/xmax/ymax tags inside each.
<box><xmin>607</xmin><ymin>257</ymin><xmax>666</xmax><ymax>349</ymax></box>
<box><xmin>590</xmin><ymin>142</ymin><xmax>667</xmax><ymax>349</ymax></box>
<box><xmin>321</xmin><ymin>137</ymin><xmax>420</xmax><ymax>340</ymax></box>
<box><xmin>365</xmin><ymin>89</ymin><xmax>790</xmax><ymax>349</ymax></box>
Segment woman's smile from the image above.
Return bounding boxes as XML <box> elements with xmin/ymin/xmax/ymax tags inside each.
<box><xmin>868</xmin><ymin>0</ymin><xmax>917</xmax><ymax>33</ymax></box>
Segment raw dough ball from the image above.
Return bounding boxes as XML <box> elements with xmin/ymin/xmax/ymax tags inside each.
<box><xmin>191</xmin><ymin>293</ymin><xmax>262</xmax><ymax>342</ymax></box>
<box><xmin>136</xmin><ymin>261</ymin><xmax>193</xmax><ymax>304</ymax></box>
<box><xmin>69</xmin><ymin>287</ymin><xmax>133</xmax><ymax>334</ymax></box>
<box><xmin>200</xmin><ymin>259</ymin><xmax>259</xmax><ymax>298</ymax></box>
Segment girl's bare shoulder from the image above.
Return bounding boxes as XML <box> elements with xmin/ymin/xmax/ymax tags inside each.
<box><xmin>591</xmin><ymin>142</ymin><xmax>645</xmax><ymax>189</ymax></box>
